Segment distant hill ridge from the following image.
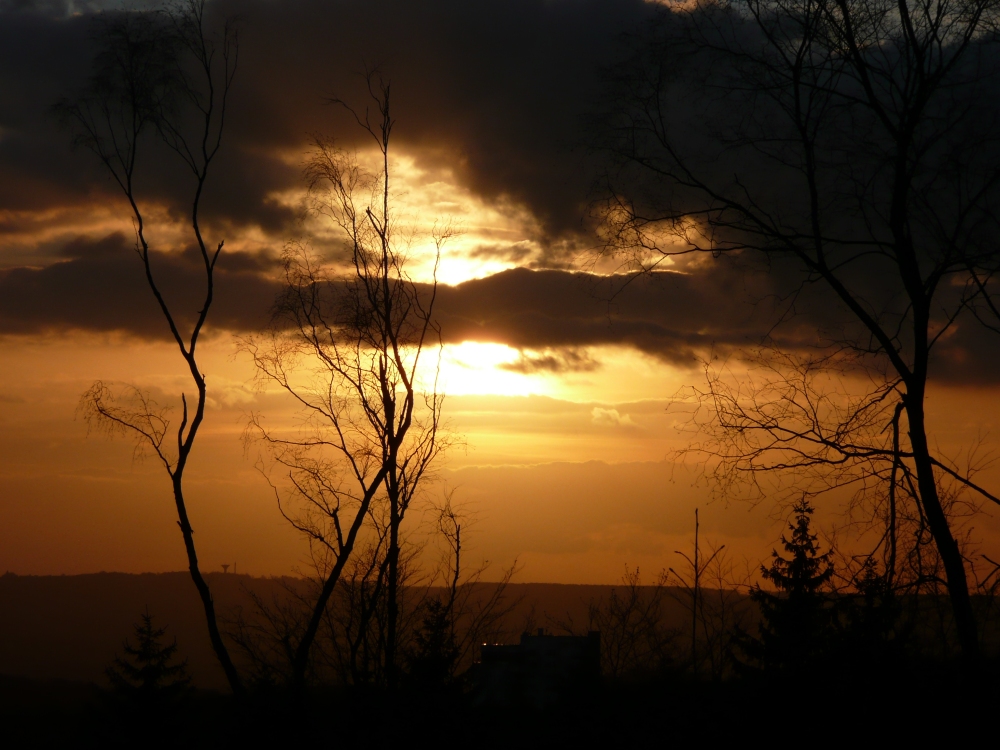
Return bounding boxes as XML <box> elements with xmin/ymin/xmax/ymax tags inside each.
<box><xmin>0</xmin><ymin>572</ymin><xmax>692</xmax><ymax>689</ymax></box>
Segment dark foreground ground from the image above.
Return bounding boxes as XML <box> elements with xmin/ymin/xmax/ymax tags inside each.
<box><xmin>3</xmin><ymin>664</ymin><xmax>996</xmax><ymax>749</ymax></box>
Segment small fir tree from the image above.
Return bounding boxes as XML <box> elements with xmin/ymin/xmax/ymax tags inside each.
<box><xmin>107</xmin><ymin>610</ymin><xmax>191</xmax><ymax>704</ymax></box>
<box><xmin>736</xmin><ymin>500</ymin><xmax>835</xmax><ymax>674</ymax></box>
<box><xmin>405</xmin><ymin>598</ymin><xmax>459</xmax><ymax>691</ymax></box>
<box><xmin>837</xmin><ymin>558</ymin><xmax>905</xmax><ymax>667</ymax></box>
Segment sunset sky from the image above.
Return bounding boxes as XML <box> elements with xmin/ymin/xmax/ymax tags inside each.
<box><xmin>2</xmin><ymin>0</ymin><xmax>999</xmax><ymax>584</ymax></box>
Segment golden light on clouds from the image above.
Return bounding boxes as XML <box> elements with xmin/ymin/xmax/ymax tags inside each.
<box><xmin>0</xmin><ymin>203</ymin><xmax>127</xmax><ymax>267</ymax></box>
<box><xmin>289</xmin><ymin>147</ymin><xmax>552</xmax><ymax>285</ymax></box>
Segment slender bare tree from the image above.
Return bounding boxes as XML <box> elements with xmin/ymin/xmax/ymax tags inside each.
<box><xmin>229</xmin><ymin>495</ymin><xmax>517</xmax><ymax>688</ymax></box>
<box><xmin>665</xmin><ymin>510</ymin><xmax>753</xmax><ymax>680</ymax></box>
<box><xmin>587</xmin><ymin>566</ymin><xmax>674</xmax><ymax>679</ymax></box>
<box><xmin>667</xmin><ymin>509</ymin><xmax>724</xmax><ymax>677</ymax></box>
<box><xmin>425</xmin><ymin>496</ymin><xmax>520</xmax><ymax>675</ymax></box>
<box><xmin>242</xmin><ymin>75</ymin><xmax>447</xmax><ymax>692</ymax></box>
<box><xmin>600</xmin><ymin>0</ymin><xmax>1000</xmax><ymax>666</ymax></box>
<box><xmin>61</xmin><ymin>2</ymin><xmax>243</xmax><ymax>696</ymax></box>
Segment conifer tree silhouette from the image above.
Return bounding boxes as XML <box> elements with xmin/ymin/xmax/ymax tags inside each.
<box><xmin>736</xmin><ymin>500</ymin><xmax>834</xmax><ymax>674</ymax></box>
<box><xmin>838</xmin><ymin>558</ymin><xmax>905</xmax><ymax>668</ymax></box>
<box><xmin>405</xmin><ymin>599</ymin><xmax>460</xmax><ymax>691</ymax></box>
<box><xmin>107</xmin><ymin>610</ymin><xmax>191</xmax><ymax>703</ymax></box>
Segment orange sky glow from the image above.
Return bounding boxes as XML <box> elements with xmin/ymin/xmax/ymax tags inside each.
<box><xmin>2</xmin><ymin>1</ymin><xmax>1000</xmax><ymax>590</ymax></box>
<box><xmin>2</xmin><ymin>145</ymin><xmax>999</xmax><ymax>584</ymax></box>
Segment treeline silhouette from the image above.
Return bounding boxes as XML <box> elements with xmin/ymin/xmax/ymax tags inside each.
<box><xmin>5</xmin><ymin>502</ymin><xmax>1000</xmax><ymax>745</ymax></box>
<box><xmin>579</xmin><ymin>502</ymin><xmax>1000</xmax><ymax>682</ymax></box>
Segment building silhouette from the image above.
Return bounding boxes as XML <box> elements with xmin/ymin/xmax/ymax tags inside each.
<box><xmin>473</xmin><ymin>629</ymin><xmax>600</xmax><ymax>707</ymax></box>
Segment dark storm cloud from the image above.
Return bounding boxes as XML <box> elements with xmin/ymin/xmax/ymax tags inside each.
<box><xmin>0</xmin><ymin>233</ymin><xmax>281</xmax><ymax>337</ymax></box>
<box><xmin>929</xmin><ymin>320</ymin><xmax>1000</xmax><ymax>386</ymax></box>
<box><xmin>433</xmin><ymin>264</ymin><xmax>1000</xmax><ymax>384</ymax></box>
<box><xmin>0</xmin><ymin>5</ymin><xmax>299</xmax><ymax>232</ymax></box>
<box><xmin>467</xmin><ymin>242</ymin><xmax>537</xmax><ymax>265</ymax></box>
<box><xmin>0</xmin><ymin>8</ymin><xmax>97</xmax><ymax>213</ymax></box>
<box><xmin>53</xmin><ymin>253</ymin><xmax>804</xmax><ymax>369</ymax></box>
<box><xmin>500</xmin><ymin>348</ymin><xmax>601</xmax><ymax>375</ymax></box>
<box><xmin>434</xmin><ymin>266</ymin><xmax>788</xmax><ymax>364</ymax></box>
<box><xmin>1</xmin><ymin>0</ymin><xmax>996</xmax><ymax>381</ymax></box>
<box><xmin>214</xmin><ymin>0</ymin><xmax>656</xmax><ymax>238</ymax></box>
<box><xmin>0</xmin><ymin>231</ymin><xmax>787</xmax><ymax>357</ymax></box>
<box><xmin>0</xmin><ymin>0</ymin><xmax>655</xmax><ymax>242</ymax></box>
<box><xmin>1</xmin><ymin>232</ymin><xmax>996</xmax><ymax>382</ymax></box>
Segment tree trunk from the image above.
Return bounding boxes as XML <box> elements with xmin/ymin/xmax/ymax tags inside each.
<box><xmin>904</xmin><ymin>392</ymin><xmax>980</xmax><ymax>668</ymax></box>
<box><xmin>386</xmin><ymin>489</ymin><xmax>400</xmax><ymax>690</ymax></box>
<box><xmin>173</xmin><ymin>477</ymin><xmax>246</xmax><ymax>698</ymax></box>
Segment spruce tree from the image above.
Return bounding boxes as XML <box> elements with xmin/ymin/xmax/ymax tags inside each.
<box><xmin>838</xmin><ymin>558</ymin><xmax>904</xmax><ymax>668</ymax></box>
<box><xmin>736</xmin><ymin>500</ymin><xmax>834</xmax><ymax>674</ymax></box>
<box><xmin>106</xmin><ymin>610</ymin><xmax>191</xmax><ymax>705</ymax></box>
<box><xmin>405</xmin><ymin>598</ymin><xmax>459</xmax><ymax>691</ymax></box>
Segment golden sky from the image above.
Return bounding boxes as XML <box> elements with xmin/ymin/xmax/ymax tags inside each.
<box><xmin>1</xmin><ymin>0</ymin><xmax>999</xmax><ymax>584</ymax></box>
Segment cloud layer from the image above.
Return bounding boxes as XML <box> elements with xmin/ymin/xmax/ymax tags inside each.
<box><xmin>1</xmin><ymin>1</ymin><xmax>998</xmax><ymax>385</ymax></box>
<box><xmin>3</xmin><ymin>233</ymin><xmax>996</xmax><ymax>383</ymax></box>
<box><xmin>0</xmin><ymin>0</ymin><xmax>654</xmax><ymax>250</ymax></box>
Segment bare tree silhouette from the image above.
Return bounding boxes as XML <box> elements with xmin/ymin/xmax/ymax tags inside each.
<box><xmin>420</xmin><ymin>497</ymin><xmax>520</xmax><ymax>678</ymax></box>
<box><xmin>59</xmin><ymin>1</ymin><xmax>243</xmax><ymax>696</ymax></box>
<box><xmin>599</xmin><ymin>0</ymin><xmax>1000</xmax><ymax>666</ymax></box>
<box><xmin>228</xmin><ymin>494</ymin><xmax>517</xmax><ymax>690</ymax></box>
<box><xmin>665</xmin><ymin>508</ymin><xmax>732</xmax><ymax>677</ymax></box>
<box><xmin>241</xmin><ymin>74</ymin><xmax>449</xmax><ymax>692</ymax></box>
<box><xmin>587</xmin><ymin>567</ymin><xmax>674</xmax><ymax>679</ymax></box>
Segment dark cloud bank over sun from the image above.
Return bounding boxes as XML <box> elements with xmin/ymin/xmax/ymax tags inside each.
<box><xmin>1</xmin><ymin>1</ymin><xmax>997</xmax><ymax>385</ymax></box>
<box><xmin>0</xmin><ymin>0</ymin><xmax>657</xmax><ymax>242</ymax></box>
<box><xmin>2</xmin><ymin>232</ymin><xmax>997</xmax><ymax>384</ymax></box>
<box><xmin>0</xmin><ymin>234</ymin><xmax>776</xmax><ymax>360</ymax></box>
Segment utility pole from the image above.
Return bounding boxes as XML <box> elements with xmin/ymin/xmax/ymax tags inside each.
<box><xmin>692</xmin><ymin>508</ymin><xmax>698</xmax><ymax>676</ymax></box>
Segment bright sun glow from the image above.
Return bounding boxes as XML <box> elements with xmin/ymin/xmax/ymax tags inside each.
<box><xmin>423</xmin><ymin>342</ymin><xmax>553</xmax><ymax>397</ymax></box>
